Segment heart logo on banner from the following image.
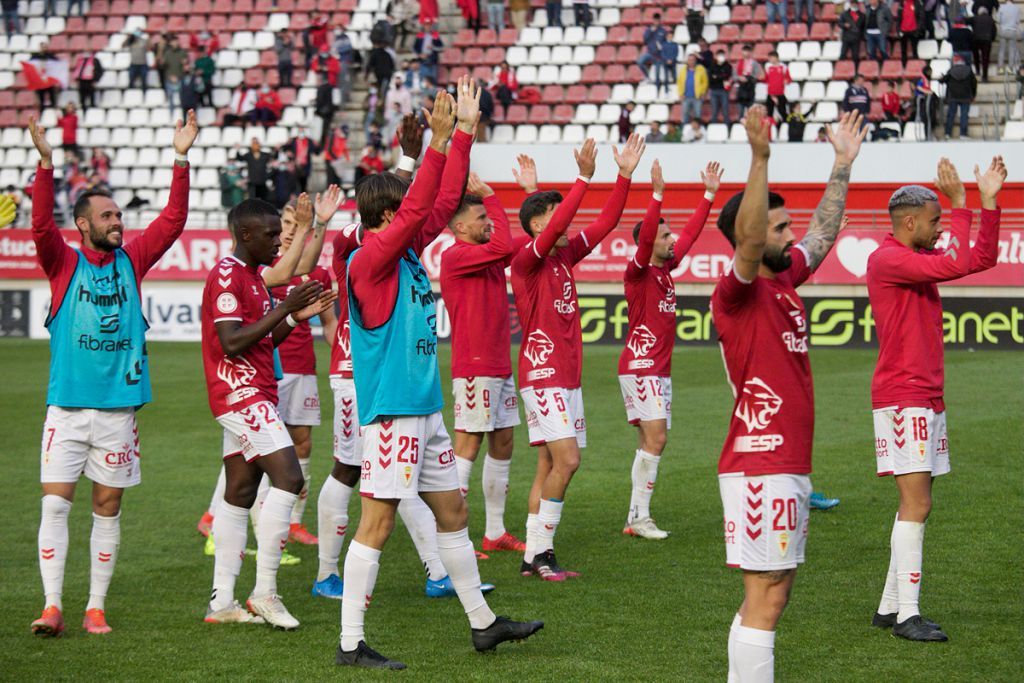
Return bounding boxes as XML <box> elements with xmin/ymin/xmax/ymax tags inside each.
<box><xmin>835</xmin><ymin>236</ymin><xmax>879</xmax><ymax>278</ymax></box>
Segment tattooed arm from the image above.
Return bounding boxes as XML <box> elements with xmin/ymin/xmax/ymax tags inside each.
<box><xmin>799</xmin><ymin>110</ymin><xmax>868</xmax><ymax>270</ymax></box>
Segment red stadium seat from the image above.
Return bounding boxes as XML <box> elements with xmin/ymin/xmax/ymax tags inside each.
<box><xmin>296</xmin><ymin>0</ymin><xmax>315</xmax><ymax>11</ymax></box>
<box><xmin>471</xmin><ymin>65</ymin><xmax>492</xmax><ymax>81</ymax></box>
<box><xmin>504</xmin><ymin>104</ymin><xmax>528</xmax><ymax>124</ymax></box>
<box><xmin>738</xmin><ymin>24</ymin><xmax>761</xmax><ymax>43</ymax></box>
<box><xmin>146</xmin><ymin>15</ymin><xmax>166</xmax><ymax>32</ymax></box>
<box><xmin>731</xmin><ymin>5</ymin><xmax>753</xmax><ymax>23</ymax></box>
<box><xmin>151</xmin><ymin>0</ymin><xmax>172</xmax><ymax>13</ymax></box>
<box><xmin>48</xmin><ymin>34</ymin><xmax>69</xmax><ymax>52</ymax></box>
<box><xmin>497</xmin><ymin>29</ymin><xmax>518</xmax><ymax>47</ymax></box>
<box><xmin>664</xmin><ymin>7</ymin><xmax>684</xmax><ymax>24</ymax></box>
<box><xmin>821</xmin><ymin>3</ymin><xmax>838</xmax><ymax>21</ymax></box>
<box><xmin>618</xmin><ymin>44</ymin><xmax>639</xmax><ymax>63</ymax></box>
<box><xmin>477</xmin><ymin>29</ymin><xmax>497</xmax><ymax>45</ymax></box>
<box><xmin>260</xmin><ymin>51</ymin><xmax>276</xmax><ymax>67</ymax></box>
<box><xmin>565</xmin><ymin>84</ymin><xmax>587</xmax><ymax>104</ymax></box>
<box><xmin>441</xmin><ymin>47</ymin><xmax>462</xmax><ymax>65</ymax></box>
<box><xmin>186</xmin><ymin>15</ymin><xmax>206</xmax><ymax>32</ymax></box>
<box><xmin>603</xmin><ymin>64</ymin><xmax>626</xmax><ymax>86</ymax></box>
<box><xmin>595</xmin><ymin>45</ymin><xmax>617</xmax><ymax>65</ymax></box>
<box><xmin>528</xmin><ymin>105</ymin><xmax>551</xmax><ymax>124</ymax></box>
<box><xmin>607</xmin><ymin>26</ymin><xmax>628</xmax><ymax>45</ymax></box>
<box><xmin>903</xmin><ymin>60</ymin><xmax>926</xmax><ymax>79</ymax></box>
<box><xmin>85</xmin><ymin>16</ymin><xmax>105</xmax><ymax>33</ymax></box>
<box><xmin>868</xmin><ymin>101</ymin><xmax>884</xmax><ymax>121</ymax></box>
<box><xmin>552</xmin><ymin>104</ymin><xmax>573</xmax><ymax>124</ymax></box>
<box><xmin>833</xmin><ymin>60</ymin><xmax>856</xmax><ymax>81</ymax></box>
<box><xmin>90</xmin><ymin>35</ymin><xmax>108</xmax><ymax>51</ymax></box>
<box><xmin>0</xmin><ymin>109</ymin><xmax>16</xmax><ymax>127</ymax></box>
<box><xmin>453</xmin><ymin>29</ymin><xmax>475</xmax><ymax>48</ymax></box>
<box><xmin>880</xmin><ymin>60</ymin><xmax>903</xmax><ymax>80</ymax></box>
<box><xmin>588</xmin><ymin>83</ymin><xmax>611</xmax><ymax>104</ymax></box>
<box><xmin>786</xmin><ymin>24</ymin><xmax>808</xmax><ymax>41</ymax></box>
<box><xmin>729</xmin><ymin>43</ymin><xmax>745</xmax><ymax>60</ymax></box>
<box><xmin>753</xmin><ymin>43</ymin><xmax>773</xmax><ymax>60</ymax></box>
<box><xmin>899</xmin><ymin>81</ymin><xmax>912</xmax><ymax>98</ymax></box>
<box><xmin>628</xmin><ymin>26</ymin><xmax>646</xmax><ymax>45</ymax></box>
<box><xmin>483</xmin><ymin>47</ymin><xmax>504</xmax><ymax>66</ymax></box>
<box><xmin>621</xmin><ymin>8</ymin><xmax>642</xmax><ymax>25</ymax></box>
<box><xmin>642</xmin><ymin>7</ymin><xmax>662</xmax><ymax>24</ymax></box>
<box><xmin>446</xmin><ymin>66</ymin><xmax>469</xmax><ymax>82</ymax></box>
<box><xmin>809</xmin><ymin>22</ymin><xmax>832</xmax><ymax>41</ymax></box>
<box><xmin>541</xmin><ymin>84</ymin><xmax>564</xmax><ymax>103</ymax></box>
<box><xmin>257</xmin><ymin>0</ymin><xmax>278</xmax><ymax>10</ymax></box>
<box><xmin>65</xmin><ymin>15</ymin><xmax>85</xmax><ymax>32</ymax></box>
<box><xmin>764</xmin><ymin>24</ymin><xmax>785</xmax><ymax>42</ymax></box>
<box><xmin>753</xmin><ymin>6</ymin><xmax>768</xmax><ymax>22</ymax></box>
<box><xmin>0</xmin><ymin>91</ymin><xmax>14</xmax><ymax>108</ymax></box>
<box><xmin>464</xmin><ymin>47</ymin><xmax>485</xmax><ymax>65</ymax></box>
<box><xmin>68</xmin><ymin>34</ymin><xmax>88</xmax><ymax>51</ymax></box>
<box><xmin>857</xmin><ymin>61</ymin><xmax>880</xmax><ymax>79</ymax></box>
<box><xmin>247</xmin><ymin>16</ymin><xmax>266</xmax><ymax>30</ymax></box>
<box><xmin>167</xmin><ymin>15</ymin><xmax>187</xmax><ymax>31</ymax></box>
<box><xmin>110</xmin><ymin>0</ymin><xmax>130</xmax><ymax>15</ymax></box>
<box><xmin>235</xmin><ymin>0</ymin><xmax>254</xmax><ymax>13</ymax></box>
<box><xmin>625</xmin><ymin>64</ymin><xmax>645</xmax><ymax>84</ymax></box>
<box><xmin>15</xmin><ymin>90</ymin><xmax>38</xmax><ymax>109</ymax></box>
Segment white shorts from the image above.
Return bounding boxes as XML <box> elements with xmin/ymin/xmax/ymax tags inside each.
<box><xmin>618</xmin><ymin>375</ymin><xmax>673</xmax><ymax>429</ymax></box>
<box><xmin>40</xmin><ymin>406</ymin><xmax>141</xmax><ymax>488</ymax></box>
<box><xmin>719</xmin><ymin>473</ymin><xmax>811</xmax><ymax>571</ymax></box>
<box><xmin>360</xmin><ymin>412</ymin><xmax>459</xmax><ymax>499</ymax></box>
<box><xmin>277</xmin><ymin>373</ymin><xmax>321</xmax><ymax>426</ymax></box>
<box><xmin>216</xmin><ymin>401</ymin><xmax>294</xmax><ymax>462</ymax></box>
<box><xmin>520</xmin><ymin>386</ymin><xmax>587</xmax><ymax>448</ymax></box>
<box><xmin>873</xmin><ymin>406</ymin><xmax>950</xmax><ymax>477</ymax></box>
<box><xmin>452</xmin><ymin>376</ymin><xmax>521</xmax><ymax>433</ymax></box>
<box><xmin>331</xmin><ymin>377</ymin><xmax>362</xmax><ymax>467</ymax></box>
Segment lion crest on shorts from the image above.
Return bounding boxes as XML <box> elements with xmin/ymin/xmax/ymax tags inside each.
<box><xmin>523</xmin><ymin>329</ymin><xmax>555</xmax><ymax>367</ymax></box>
<box><xmin>626</xmin><ymin>324</ymin><xmax>658</xmax><ymax>357</ymax></box>
<box><xmin>217</xmin><ymin>356</ymin><xmax>257</xmax><ymax>390</ymax></box>
<box><xmin>735</xmin><ymin>378</ymin><xmax>783</xmax><ymax>432</ymax></box>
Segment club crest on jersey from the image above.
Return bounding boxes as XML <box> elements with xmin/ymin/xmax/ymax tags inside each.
<box><xmin>627</xmin><ymin>324</ymin><xmax>658</xmax><ymax>358</ymax></box>
<box><xmin>218</xmin><ymin>356</ymin><xmax>260</xmax><ymax>405</ymax></box>
<box><xmin>523</xmin><ymin>329</ymin><xmax>555</xmax><ymax>367</ymax></box>
<box><xmin>735</xmin><ymin>378</ymin><xmax>783</xmax><ymax>432</ymax></box>
<box><xmin>216</xmin><ymin>292</ymin><xmax>238</xmax><ymax>315</ymax></box>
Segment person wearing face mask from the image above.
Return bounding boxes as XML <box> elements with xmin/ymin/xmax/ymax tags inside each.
<box><xmin>708</xmin><ymin>50</ymin><xmax>733</xmax><ymax>126</ymax></box>
<box><xmin>386</xmin><ymin>75</ymin><xmax>413</xmax><ymax>115</ymax></box>
<box><xmin>252</xmin><ymin>82</ymin><xmax>283</xmax><ymax>129</ymax></box>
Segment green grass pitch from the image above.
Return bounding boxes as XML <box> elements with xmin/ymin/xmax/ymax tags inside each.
<box><xmin>1</xmin><ymin>340</ymin><xmax>1021</xmax><ymax>681</ymax></box>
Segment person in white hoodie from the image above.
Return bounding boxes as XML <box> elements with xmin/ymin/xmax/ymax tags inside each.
<box><xmin>997</xmin><ymin>1</ymin><xmax>1021</xmax><ymax>74</ymax></box>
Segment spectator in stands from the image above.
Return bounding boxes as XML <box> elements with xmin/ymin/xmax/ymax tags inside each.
<box><xmin>767</xmin><ymin>0</ymin><xmax>789</xmax><ymax>30</ymax></box>
<box><xmin>57</xmin><ymin>104</ymin><xmax>79</xmax><ymax>156</ymax></box>
<box><xmin>573</xmin><ymin>0</ymin><xmax>591</xmax><ymax>28</ymax></box>
<box><xmin>405</xmin><ymin>58</ymin><xmax>427</xmax><ymax>101</ymax></box>
<box><xmin>386</xmin><ymin>75</ymin><xmax>414</xmax><ymax>115</ymax></box>
<box><xmin>305</xmin><ymin>15</ymin><xmax>332</xmax><ymax>68</ymax></box>
<box><xmin>2</xmin><ymin>0</ymin><xmax>20</xmax><ymax>36</ymax></box>
<box><xmin>970</xmin><ymin>7</ymin><xmax>995</xmax><ymax>81</ymax></box>
<box><xmin>91</xmin><ymin>148</ymin><xmax>111</xmax><ymax>183</ymax></box>
<box><xmin>708</xmin><ymin>49</ymin><xmax>733</xmax><ymax>126</ymax></box>
<box><xmin>684</xmin><ymin>0</ymin><xmax>705</xmax><ymax>42</ymax></box>
<box><xmin>71</xmin><ymin>50</ymin><xmax>104</xmax><ymax>113</ymax></box>
<box><xmin>864</xmin><ymin>0</ymin><xmax>892</xmax><ymax>65</ymax></box>
<box><xmin>914</xmin><ymin>64</ymin><xmax>938</xmax><ymax>139</ymax></box>
<box><xmin>189</xmin><ymin>31</ymin><xmax>220</xmax><ymax>57</ymax></box>
<box><xmin>312</xmin><ymin>48</ymin><xmax>342</xmax><ymax>88</ymax></box>
<box><xmin>510</xmin><ymin>0</ymin><xmax>530</xmax><ymax>30</ymax></box>
<box><xmin>366</xmin><ymin>42</ymin><xmax>396</xmax><ymax>105</ymax></box>
<box><xmin>478</xmin><ymin>79</ymin><xmax>495</xmax><ymax>140</ymax></box>
<box><xmin>948</xmin><ymin>18</ymin><xmax>974</xmax><ymax>64</ymax></box>
<box><xmin>762</xmin><ymin>50</ymin><xmax>792</xmax><ymax>122</ymax></box>
<box><xmin>1016</xmin><ymin>63</ymin><xmax>1024</xmax><ymax>99</ymax></box>
<box><xmin>367</xmin><ymin>121</ymin><xmax>385</xmax><ymax>150</ymax></box>
<box><xmin>545</xmin><ymin>0</ymin><xmax>563</xmax><ymax>27</ymax></box>
<box><xmin>881</xmin><ymin>79</ymin><xmax>902</xmax><ymax>121</ymax></box>
<box><xmin>638</xmin><ymin>14</ymin><xmax>668</xmax><ymax>83</ymax></box>
<box><xmin>194</xmin><ymin>46</ymin><xmax>215</xmax><ymax>107</ymax></box>
<box><xmin>125</xmin><ymin>31</ymin><xmax>149</xmax><ymax>92</ymax></box>
<box><xmin>842</xmin><ymin>75</ymin><xmax>872</xmax><ymax>123</ymax></box>
<box><xmin>997</xmin><ymin>1</ymin><xmax>1021</xmax><ymax>74</ymax></box>
<box><xmin>458</xmin><ymin>0</ymin><xmax>482</xmax><ymax>31</ymax></box>
<box><xmin>275</xmin><ymin>31</ymin><xmax>295</xmax><ymax>87</ymax></box>
<box><xmin>43</xmin><ymin>0</ymin><xmax>56</xmax><ymax>18</ymax></box>
<box><xmin>30</xmin><ymin>41</ymin><xmax>62</xmax><ymax>110</ymax></box>
<box><xmin>794</xmin><ymin>0</ymin><xmax>815</xmax><ymax>29</ymax></box>
<box><xmin>492</xmin><ymin>60</ymin><xmax>519</xmax><ymax>113</ymax></box>
<box><xmin>894</xmin><ymin>0</ymin><xmax>924</xmax><ymax>68</ymax></box>
<box><xmin>618</xmin><ymin>102</ymin><xmax>636</xmax><ymax>142</ymax></box>
<box><xmin>815</xmin><ymin>127</ymin><xmax>829</xmax><ymax>142</ymax></box>
<box><xmin>335</xmin><ymin>27</ymin><xmax>357</xmax><ymax>107</ymax></box>
<box><xmin>165</xmin><ymin>74</ymin><xmax>181</xmax><ymax>115</ymax></box>
<box><xmin>389</xmin><ymin>0</ymin><xmax>420</xmax><ymax>48</ymax></box>
<box><xmin>733</xmin><ymin>44</ymin><xmax>763</xmax><ymax>119</ymax></box>
<box><xmin>324</xmin><ymin>123</ymin><xmax>351</xmax><ymax>187</ymax></box>
<box><xmin>682</xmin><ymin>117</ymin><xmax>706</xmax><ymax>142</ymax></box>
<box><xmin>314</xmin><ymin>74</ymin><xmax>337</xmax><ymax>147</ymax></box>
<box><xmin>220</xmin><ymin>161</ymin><xmax>247</xmax><ymax>209</ymax></box>
<box><xmin>839</xmin><ymin>2</ymin><xmax>866</xmax><ymax>70</ymax></box>
<box><xmin>647</xmin><ymin>121</ymin><xmax>666</xmax><ymax>142</ymax></box>
<box><xmin>179</xmin><ymin>67</ymin><xmax>202</xmax><ymax>121</ymax></box>
<box><xmin>253</xmin><ymin>83</ymin><xmax>283</xmax><ymax>128</ymax></box>
<box><xmin>224</xmin><ymin>85</ymin><xmax>257</xmax><ymax>126</ymax></box>
<box><xmin>786</xmin><ymin>104</ymin><xmax>813</xmax><ymax>141</ymax></box>
<box><xmin>677</xmin><ymin>53</ymin><xmax>708</xmax><ymax>124</ymax></box>
<box><xmin>270</xmin><ymin>159</ymin><xmax>299</xmax><ymax>209</ymax></box>
<box><xmin>422</xmin><ymin>76</ymin><xmax>440</xmax><ymax>101</ymax></box>
<box><xmin>664</xmin><ymin>121</ymin><xmax>682</xmax><ymax>142</ymax></box>
<box><xmin>67</xmin><ymin>0</ymin><xmax>85</xmax><ymax>16</ymax></box>
<box><xmin>161</xmin><ymin>35</ymin><xmax>189</xmax><ymax>103</ymax></box>
<box><xmin>940</xmin><ymin>54</ymin><xmax>977</xmax><ymax>138</ymax></box>
<box><xmin>357</xmin><ymin>146</ymin><xmax>386</xmax><ymax>182</ymax></box>
<box><xmin>414</xmin><ymin>22</ymin><xmax>443</xmax><ymax>81</ymax></box>
<box><xmin>281</xmin><ymin>130</ymin><xmax>320</xmax><ymax>193</ymax></box>
<box><xmin>971</xmin><ymin>0</ymin><xmax>997</xmax><ymax>17</ymax></box>
<box><xmin>238</xmin><ymin>138</ymin><xmax>272</xmax><ymax>201</ymax></box>
<box><xmin>696</xmin><ymin>39</ymin><xmax>714</xmax><ymax>69</ymax></box>
<box><xmin>658</xmin><ymin>36</ymin><xmax>680</xmax><ymax>96</ymax></box>
<box><xmin>420</xmin><ymin>0</ymin><xmax>440</xmax><ymax>25</ymax></box>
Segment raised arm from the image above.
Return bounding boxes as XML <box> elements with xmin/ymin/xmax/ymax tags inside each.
<box><xmin>798</xmin><ymin>110</ymin><xmax>867</xmax><ymax>270</ymax></box>
<box><xmin>394</xmin><ymin>113</ymin><xmax>423</xmax><ymax>180</ymax></box>
<box><xmin>27</xmin><ymin>116</ymin><xmax>74</xmax><ymax>279</ymax></box>
<box><xmin>573</xmin><ymin>133</ymin><xmax>645</xmax><ymax>260</ymax></box>
<box><xmin>512</xmin><ymin>154</ymin><xmax>538</xmax><ymax>195</ymax></box>
<box><xmin>296</xmin><ymin>184</ymin><xmax>343</xmax><ymax>274</ymax></box>
<box><xmin>443</xmin><ymin>174</ymin><xmax>515</xmax><ymax>276</ymax></box>
<box><xmin>733</xmin><ymin>105</ymin><xmax>772</xmax><ymax>283</ymax></box>
<box><xmin>261</xmin><ymin>193</ymin><xmax>312</xmax><ymax>286</ymax></box>
<box><xmin>631</xmin><ymin>159</ymin><xmax>665</xmax><ymax>270</ymax></box>
<box><xmin>968</xmin><ymin>156</ymin><xmax>1006</xmax><ymax>274</ymax></box>
<box><xmin>674</xmin><ymin>160</ymin><xmax>721</xmax><ymax>257</ymax></box>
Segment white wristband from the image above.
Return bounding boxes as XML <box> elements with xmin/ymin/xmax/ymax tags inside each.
<box><xmin>285</xmin><ymin>314</ymin><xmax>299</xmax><ymax>328</ymax></box>
<box><xmin>704</xmin><ymin>191</ymin><xmax>716</xmax><ymax>201</ymax></box>
<box><xmin>397</xmin><ymin>155</ymin><xmax>416</xmax><ymax>172</ymax></box>
<box><xmin>174</xmin><ymin>152</ymin><xmax>188</xmax><ymax>162</ymax></box>
<box><xmin>577</xmin><ymin>175</ymin><xmax>592</xmax><ymax>184</ymax></box>
<box><xmin>653</xmin><ymin>191</ymin><xmax>664</xmax><ymax>202</ymax></box>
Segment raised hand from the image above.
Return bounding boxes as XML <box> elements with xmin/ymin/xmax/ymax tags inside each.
<box><xmin>294</xmin><ymin>192</ymin><xmax>314</xmax><ymax>230</ymax></box>
<box><xmin>701</xmin><ymin>161</ymin><xmax>723</xmax><ymax>194</ymax></box>
<box><xmin>466</xmin><ymin>172</ymin><xmax>494</xmax><ymax>197</ymax></box>
<box><xmin>425</xmin><ymin>89</ymin><xmax>456</xmax><ymax>152</ymax></box>
<box><xmin>612</xmin><ymin>132</ymin><xmax>646</xmax><ymax>178</ymax></box>
<box><xmin>825</xmin><ymin>110</ymin><xmax>868</xmax><ymax>166</ymax></box>
<box><xmin>294</xmin><ymin>289</ymin><xmax>339</xmax><ymax>322</ymax></box>
<box><xmin>398</xmin><ymin>113</ymin><xmax>424</xmax><ymax>160</ymax></box>
<box><xmin>743</xmin><ymin>105</ymin><xmax>771</xmax><ymax>160</ymax></box>
<box><xmin>454</xmin><ymin>74</ymin><xmax>481</xmax><ymax>134</ymax></box>
<box><xmin>574</xmin><ymin>138</ymin><xmax>597</xmax><ymax>178</ymax></box>
<box><xmin>27</xmin><ymin>116</ymin><xmax>52</xmax><ymax>167</ymax></box>
<box><xmin>975</xmin><ymin>155</ymin><xmax>1007</xmax><ymax>207</ymax></box>
<box><xmin>314</xmin><ymin>184</ymin><xmax>343</xmax><ymax>224</ymax></box>
<box><xmin>173</xmin><ymin>108</ymin><xmax>199</xmax><ymax>156</ymax></box>
<box><xmin>651</xmin><ymin>159</ymin><xmax>665</xmax><ymax>196</ymax></box>
<box><xmin>934</xmin><ymin>157</ymin><xmax>966</xmax><ymax>208</ymax></box>
<box><xmin>512</xmin><ymin>154</ymin><xmax>538</xmax><ymax>193</ymax></box>
<box><xmin>0</xmin><ymin>194</ymin><xmax>16</xmax><ymax>229</ymax></box>
<box><xmin>282</xmin><ymin>279</ymin><xmax>323</xmax><ymax>314</ymax></box>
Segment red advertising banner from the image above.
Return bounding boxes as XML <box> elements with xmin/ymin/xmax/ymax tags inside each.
<box><xmin>2</xmin><ymin>227</ymin><xmax>1022</xmax><ymax>286</ymax></box>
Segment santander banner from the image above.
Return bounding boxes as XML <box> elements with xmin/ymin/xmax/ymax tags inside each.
<box><xmin>2</xmin><ymin>228</ymin><xmax>1022</xmax><ymax>286</ymax></box>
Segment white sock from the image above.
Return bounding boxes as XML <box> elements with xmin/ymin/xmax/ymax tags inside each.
<box><xmin>249</xmin><ymin>475</ymin><xmax>271</xmax><ymax>530</ymax></box>
<box><xmin>523</xmin><ymin>513</ymin><xmax>540</xmax><ymax>564</ymax></box>
<box><xmin>728</xmin><ymin>613</ymin><xmax>742</xmax><ymax>683</ymax></box>
<box><xmin>877</xmin><ymin>514</ymin><xmax>900</xmax><ymax>615</ymax></box>
<box><xmin>537</xmin><ymin>499</ymin><xmax>563</xmax><ymax>554</ymax></box>
<box><xmin>398</xmin><ymin>497</ymin><xmax>447</xmax><ymax>581</ymax></box>
<box><xmin>894</xmin><ymin>519</ymin><xmax>925</xmax><ymax>623</ymax></box>
<box><xmin>317</xmin><ymin>475</ymin><xmax>353</xmax><ymax>581</ymax></box>
<box><xmin>735</xmin><ymin>624</ymin><xmax>775</xmax><ymax>683</ymax></box>
<box><xmin>38</xmin><ymin>495</ymin><xmax>72</xmax><ymax>611</ymax></box>
<box><xmin>455</xmin><ymin>456</ymin><xmax>474</xmax><ymax>497</ymax></box>
<box><xmin>210</xmin><ymin>501</ymin><xmax>248</xmax><ymax>611</ymax></box>
<box><xmin>340</xmin><ymin>540</ymin><xmax>381</xmax><ymax>652</ymax></box>
<box><xmin>253</xmin><ymin>488</ymin><xmax>298</xmax><ymax>598</ymax></box>
<box><xmin>208</xmin><ymin>466</ymin><xmax>226</xmax><ymax>516</ymax></box>
<box><xmin>86</xmin><ymin>513</ymin><xmax>121</xmax><ymax>611</ymax></box>
<box><xmin>628</xmin><ymin>449</ymin><xmax>660</xmax><ymax>523</ymax></box>
<box><xmin>291</xmin><ymin>457</ymin><xmax>312</xmax><ymax>525</ymax></box>
<box><xmin>436</xmin><ymin>528</ymin><xmax>496</xmax><ymax>630</ymax></box>
<box><xmin>482</xmin><ymin>454</ymin><xmax>510</xmax><ymax>540</ymax></box>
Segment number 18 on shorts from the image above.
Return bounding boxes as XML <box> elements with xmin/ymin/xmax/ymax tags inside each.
<box><xmin>873</xmin><ymin>406</ymin><xmax>950</xmax><ymax>477</ymax></box>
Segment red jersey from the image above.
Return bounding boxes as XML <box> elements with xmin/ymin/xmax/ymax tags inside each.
<box><xmin>328</xmin><ymin>224</ymin><xmax>363</xmax><ymax>379</ymax></box>
<box><xmin>512</xmin><ymin>174</ymin><xmax>631</xmax><ymax>390</ymax></box>
<box><xmin>711</xmin><ymin>247</ymin><xmax>814</xmax><ymax>476</ymax></box>
<box><xmin>881</xmin><ymin>91</ymin><xmax>901</xmax><ymax>116</ymax></box>
<box><xmin>269</xmin><ymin>265</ymin><xmax>332</xmax><ymax>375</ymax></box>
<box><xmin>201</xmin><ymin>255</ymin><xmax>278</xmax><ymax>417</ymax></box>
<box><xmin>763</xmin><ymin>63</ymin><xmax>791</xmax><ymax>97</ymax></box>
<box><xmin>441</xmin><ymin>195</ymin><xmax>516</xmax><ymax>378</ymax></box>
<box><xmin>619</xmin><ymin>194</ymin><xmax>712</xmax><ymax>377</ymax></box>
<box><xmin>867</xmin><ymin>208</ymin><xmax>1000</xmax><ymax>410</ymax></box>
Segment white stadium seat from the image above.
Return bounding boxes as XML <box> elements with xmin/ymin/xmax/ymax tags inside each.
<box><xmin>538</xmin><ymin>125</ymin><xmax>562</xmax><ymax>143</ymax></box>
<box><xmin>706</xmin><ymin>124</ymin><xmax>729</xmax><ymax>142</ymax></box>
<box><xmin>561</xmin><ymin>124</ymin><xmax>585</xmax><ymax>143</ymax></box>
<box><xmin>574</xmin><ymin>104</ymin><xmax>599</xmax><ymax>125</ymax></box>
<box><xmin>584</xmin><ymin>124</ymin><xmax>610</xmax><ymax>142</ymax></box>
<box><xmin>597</xmin><ymin>104</ymin><xmax>620</xmax><ymax>124</ymax></box>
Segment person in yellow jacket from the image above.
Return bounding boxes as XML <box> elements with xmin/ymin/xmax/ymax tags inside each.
<box><xmin>677</xmin><ymin>53</ymin><xmax>708</xmax><ymax>124</ymax></box>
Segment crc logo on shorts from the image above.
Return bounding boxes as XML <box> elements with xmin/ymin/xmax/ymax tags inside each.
<box><xmin>216</xmin><ymin>292</ymin><xmax>239</xmax><ymax>314</ymax></box>
<box><xmin>104</xmin><ymin>444</ymin><xmax>135</xmax><ymax>466</ymax></box>
<box><xmin>438</xmin><ymin>449</ymin><xmax>455</xmax><ymax>466</ymax></box>
<box><xmin>304</xmin><ymin>397</ymin><xmax>320</xmax><ymax>409</ymax></box>
<box><xmin>523</xmin><ymin>329</ymin><xmax>555</xmax><ymax>367</ymax></box>
<box><xmin>504</xmin><ymin>395</ymin><xmax>517</xmax><ymax>409</ymax></box>
<box><xmin>626</xmin><ymin>324</ymin><xmax>657</xmax><ymax>358</ymax></box>
<box><xmin>733</xmin><ymin>378</ymin><xmax>784</xmax><ymax>453</ymax></box>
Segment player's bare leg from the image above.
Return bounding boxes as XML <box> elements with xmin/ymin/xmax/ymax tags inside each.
<box><xmin>522</xmin><ymin>437</ymin><xmax>581</xmax><ymax>581</ymax></box>
<box><xmin>624</xmin><ymin>419</ymin><xmax>669</xmax><ymax>539</ymax></box>
<box><xmin>313</xmin><ymin>461</ymin><xmax>359</xmax><ymax>599</ymax></box>
<box><xmin>32</xmin><ymin>481</ymin><xmax>76</xmax><ymax>637</ymax></box>
<box><xmin>82</xmin><ymin>482</ymin><xmax>123</xmax><ymax>634</ymax></box>
<box><xmin>286</xmin><ymin>424</ymin><xmax>318</xmax><ymax>544</ymax></box>
<box><xmin>726</xmin><ymin>569</ymin><xmax>795</xmax><ymax>683</ymax></box>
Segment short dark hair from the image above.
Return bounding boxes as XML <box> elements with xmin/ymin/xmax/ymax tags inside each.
<box><xmin>355</xmin><ymin>172</ymin><xmax>411</xmax><ymax>228</ymax></box>
<box><xmin>742</xmin><ymin>44</ymin><xmax>753</xmax><ymax>51</ymax></box>
<box><xmin>653</xmin><ymin>12</ymin><xmax>661</xmax><ymax>19</ymax></box>
<box><xmin>452</xmin><ymin>193</ymin><xmax>484</xmax><ymax>224</ymax></box>
<box><xmin>716</xmin><ymin>191</ymin><xmax>786</xmax><ymax>247</ymax></box>
<box><xmin>632</xmin><ymin>217</ymin><xmax>666</xmax><ymax>244</ymax></box>
<box><xmin>227</xmin><ymin>198</ymin><xmax>279</xmax><ymax>239</ymax></box>
<box><xmin>769</xmin><ymin>50</ymin><xmax>779</xmax><ymax>57</ymax></box>
<box><xmin>72</xmin><ymin>188</ymin><xmax>114</xmax><ymax>223</ymax></box>
<box><xmin>519</xmin><ymin>190</ymin><xmax>562</xmax><ymax>235</ymax></box>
